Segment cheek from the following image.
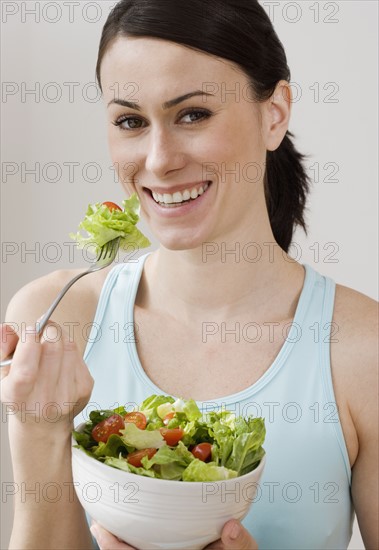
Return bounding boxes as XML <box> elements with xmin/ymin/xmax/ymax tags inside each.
<box><xmin>198</xmin><ymin>132</ymin><xmax>264</xmax><ymax>190</ymax></box>
<box><xmin>108</xmin><ymin>130</ymin><xmax>124</xmax><ymax>165</ymax></box>
<box><xmin>108</xmin><ymin>133</ymin><xmax>140</xmax><ymax>187</ymax></box>
<box><xmin>203</xmin><ymin>110</ymin><xmax>264</xmax><ymax>166</ymax></box>
<box><xmin>206</xmin><ymin>117</ymin><xmax>265</xmax><ymax>203</ymax></box>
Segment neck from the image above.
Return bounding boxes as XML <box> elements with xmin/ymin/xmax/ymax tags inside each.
<box><xmin>139</xmin><ymin>224</ymin><xmax>305</xmax><ymax>324</ymax></box>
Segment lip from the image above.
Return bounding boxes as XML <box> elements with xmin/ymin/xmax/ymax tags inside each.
<box><xmin>143</xmin><ymin>181</ymin><xmax>213</xmax><ymax>218</ymax></box>
<box><xmin>143</xmin><ymin>181</ymin><xmax>211</xmax><ymax>195</ymax></box>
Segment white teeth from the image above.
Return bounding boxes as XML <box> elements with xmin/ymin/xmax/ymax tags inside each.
<box><xmin>172</xmin><ymin>192</ymin><xmax>183</xmax><ymax>202</ymax></box>
<box><xmin>150</xmin><ymin>183</ymin><xmax>210</xmax><ymax>205</ymax></box>
<box><xmin>163</xmin><ymin>193</ymin><xmax>173</xmax><ymax>204</ymax></box>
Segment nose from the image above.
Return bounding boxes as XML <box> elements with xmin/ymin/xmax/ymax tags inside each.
<box><xmin>145</xmin><ymin>126</ymin><xmax>185</xmax><ymax>178</ymax></box>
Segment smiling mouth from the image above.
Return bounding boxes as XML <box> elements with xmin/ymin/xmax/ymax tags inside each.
<box><xmin>144</xmin><ymin>181</ymin><xmax>212</xmax><ymax>208</ymax></box>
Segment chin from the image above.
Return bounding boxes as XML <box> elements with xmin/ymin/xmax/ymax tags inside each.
<box><xmin>160</xmin><ymin>238</ymin><xmax>203</xmax><ymax>252</ymax></box>
<box><xmin>155</xmin><ymin>228</ymin><xmax>209</xmax><ymax>252</ymax></box>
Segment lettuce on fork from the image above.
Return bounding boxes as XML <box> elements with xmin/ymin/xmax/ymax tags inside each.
<box><xmin>70</xmin><ymin>193</ymin><xmax>151</xmax><ymax>253</ymax></box>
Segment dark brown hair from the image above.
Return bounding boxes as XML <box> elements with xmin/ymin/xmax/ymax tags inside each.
<box><xmin>96</xmin><ymin>0</ymin><xmax>310</xmax><ymax>252</ymax></box>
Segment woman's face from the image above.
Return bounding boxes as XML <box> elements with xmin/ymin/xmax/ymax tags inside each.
<box><xmin>100</xmin><ymin>37</ymin><xmax>279</xmax><ymax>250</ymax></box>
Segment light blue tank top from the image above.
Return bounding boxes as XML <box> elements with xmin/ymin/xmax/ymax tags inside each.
<box><xmin>81</xmin><ymin>252</ymin><xmax>354</xmax><ymax>549</ymax></box>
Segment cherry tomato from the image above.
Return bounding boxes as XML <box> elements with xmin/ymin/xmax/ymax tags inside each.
<box><xmin>191</xmin><ymin>442</ymin><xmax>213</xmax><ymax>462</ymax></box>
<box><xmin>92</xmin><ymin>414</ymin><xmax>125</xmax><ymax>443</ymax></box>
<box><xmin>127</xmin><ymin>448</ymin><xmax>157</xmax><ymax>468</ymax></box>
<box><xmin>160</xmin><ymin>427</ymin><xmax>184</xmax><ymax>446</ymax></box>
<box><xmin>163</xmin><ymin>412</ymin><xmax>176</xmax><ymax>426</ymax></box>
<box><xmin>124</xmin><ymin>412</ymin><xmax>147</xmax><ymax>430</ymax></box>
<box><xmin>102</xmin><ymin>201</ymin><xmax>122</xmax><ymax>212</ymax></box>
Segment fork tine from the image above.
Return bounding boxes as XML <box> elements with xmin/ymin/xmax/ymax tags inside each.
<box><xmin>110</xmin><ymin>238</ymin><xmax>118</xmax><ymax>258</ymax></box>
<box><xmin>96</xmin><ymin>247</ymin><xmax>103</xmax><ymax>261</ymax></box>
<box><xmin>105</xmin><ymin>240</ymin><xmax>114</xmax><ymax>259</ymax></box>
<box><xmin>108</xmin><ymin>238</ymin><xmax>118</xmax><ymax>259</ymax></box>
<box><xmin>96</xmin><ymin>238</ymin><xmax>119</xmax><ymax>263</ymax></box>
<box><xmin>97</xmin><ymin>242</ymin><xmax>109</xmax><ymax>261</ymax></box>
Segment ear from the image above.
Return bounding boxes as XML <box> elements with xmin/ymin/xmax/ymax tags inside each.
<box><xmin>261</xmin><ymin>80</ymin><xmax>292</xmax><ymax>152</ymax></box>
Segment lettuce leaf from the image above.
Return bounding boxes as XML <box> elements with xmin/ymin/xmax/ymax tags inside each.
<box><xmin>105</xmin><ymin>457</ymin><xmax>157</xmax><ymax>478</ymax></box>
<box><xmin>93</xmin><ymin>434</ymin><xmax>131</xmax><ymax>458</ymax></box>
<box><xmin>225</xmin><ymin>418</ymin><xmax>266</xmax><ymax>473</ymax></box>
<box><xmin>139</xmin><ymin>395</ymin><xmax>175</xmax><ymax>429</ymax></box>
<box><xmin>183</xmin><ymin>399</ymin><xmax>202</xmax><ymax>421</ymax></box>
<box><xmin>70</xmin><ymin>193</ymin><xmax>151</xmax><ymax>253</ymax></box>
<box><xmin>182</xmin><ymin>459</ymin><xmax>238</xmax><ymax>481</ymax></box>
<box><xmin>141</xmin><ymin>441</ymin><xmax>194</xmax><ymax>469</ymax></box>
<box><xmin>120</xmin><ymin>423</ymin><xmax>165</xmax><ymax>450</ymax></box>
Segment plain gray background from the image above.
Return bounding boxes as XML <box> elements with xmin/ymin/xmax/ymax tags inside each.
<box><xmin>1</xmin><ymin>1</ymin><xmax>378</xmax><ymax>548</ymax></box>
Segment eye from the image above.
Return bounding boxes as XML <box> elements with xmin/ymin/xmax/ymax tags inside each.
<box><xmin>112</xmin><ymin>116</ymin><xmax>147</xmax><ymax>130</ymax></box>
<box><xmin>178</xmin><ymin>108</ymin><xmax>212</xmax><ymax>124</ymax></box>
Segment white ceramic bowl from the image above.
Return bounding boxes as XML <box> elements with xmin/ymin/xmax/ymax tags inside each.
<box><xmin>72</xmin><ymin>425</ymin><xmax>266</xmax><ymax>550</ymax></box>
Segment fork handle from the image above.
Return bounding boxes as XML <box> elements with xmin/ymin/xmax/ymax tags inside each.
<box><xmin>0</xmin><ymin>270</ymin><xmax>89</xmax><ymax>368</ymax></box>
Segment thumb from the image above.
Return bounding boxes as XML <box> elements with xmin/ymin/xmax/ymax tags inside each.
<box><xmin>221</xmin><ymin>520</ymin><xmax>258</xmax><ymax>550</ymax></box>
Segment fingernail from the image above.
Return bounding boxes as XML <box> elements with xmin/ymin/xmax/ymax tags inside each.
<box><xmin>230</xmin><ymin>522</ymin><xmax>240</xmax><ymax>540</ymax></box>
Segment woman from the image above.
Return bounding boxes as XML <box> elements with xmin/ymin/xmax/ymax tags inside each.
<box><xmin>1</xmin><ymin>0</ymin><xmax>377</xmax><ymax>548</ymax></box>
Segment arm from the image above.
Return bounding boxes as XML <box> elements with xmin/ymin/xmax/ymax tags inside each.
<box><xmin>333</xmin><ymin>286</ymin><xmax>378</xmax><ymax>549</ymax></box>
<box><xmin>351</xmin><ymin>421</ymin><xmax>379</xmax><ymax>550</ymax></box>
<box><xmin>1</xmin><ymin>272</ymin><xmax>99</xmax><ymax>549</ymax></box>
<box><xmin>8</xmin><ymin>415</ymin><xmax>94</xmax><ymax>549</ymax></box>
<box><xmin>349</xmin><ymin>314</ymin><xmax>378</xmax><ymax>549</ymax></box>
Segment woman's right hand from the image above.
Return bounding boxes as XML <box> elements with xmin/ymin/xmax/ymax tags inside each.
<box><xmin>1</xmin><ymin>321</ymin><xmax>96</xmax><ymax>548</ymax></box>
<box><xmin>0</xmin><ymin>321</ymin><xmax>94</xmax><ymax>436</ymax></box>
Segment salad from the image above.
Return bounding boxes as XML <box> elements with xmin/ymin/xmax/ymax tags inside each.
<box><xmin>73</xmin><ymin>395</ymin><xmax>266</xmax><ymax>482</ymax></box>
<box><xmin>70</xmin><ymin>194</ymin><xmax>151</xmax><ymax>253</ymax></box>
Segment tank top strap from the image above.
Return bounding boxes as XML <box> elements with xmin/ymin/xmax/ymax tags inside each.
<box><xmin>316</xmin><ymin>270</ymin><xmax>352</xmax><ymax>482</ymax></box>
<box><xmin>83</xmin><ymin>253</ymin><xmax>151</xmax><ymax>364</ymax></box>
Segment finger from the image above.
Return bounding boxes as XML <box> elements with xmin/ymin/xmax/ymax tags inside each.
<box><xmin>0</xmin><ymin>323</ymin><xmax>20</xmax><ymax>378</ymax></box>
<box><xmin>0</xmin><ymin>322</ymin><xmax>19</xmax><ymax>360</ymax></box>
<box><xmin>37</xmin><ymin>322</ymin><xmax>65</xmax><ymax>398</ymax></box>
<box><xmin>58</xmin><ymin>330</ymin><xmax>93</xmax><ymax>416</ymax></box>
<box><xmin>0</xmin><ymin>365</ymin><xmax>10</xmax><ymax>381</ymax></box>
<box><xmin>220</xmin><ymin>520</ymin><xmax>258</xmax><ymax>550</ymax></box>
<box><xmin>4</xmin><ymin>325</ymin><xmax>42</xmax><ymax>400</ymax></box>
<box><xmin>90</xmin><ymin>522</ymin><xmax>137</xmax><ymax>549</ymax></box>
<box><xmin>204</xmin><ymin>539</ymin><xmax>224</xmax><ymax>549</ymax></box>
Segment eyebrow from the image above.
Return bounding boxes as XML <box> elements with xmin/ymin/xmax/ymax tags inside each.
<box><xmin>107</xmin><ymin>90</ymin><xmax>214</xmax><ymax>110</ymax></box>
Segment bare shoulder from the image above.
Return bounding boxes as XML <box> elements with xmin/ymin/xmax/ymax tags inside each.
<box><xmin>332</xmin><ymin>287</ymin><xmax>379</xmax><ymax>547</ymax></box>
<box><xmin>5</xmin><ymin>267</ymin><xmax>112</xmax><ymax>356</ymax></box>
<box><xmin>333</xmin><ymin>284</ymin><xmax>378</xmax><ymax>357</ymax></box>
<box><xmin>331</xmin><ymin>283</ymin><xmax>378</xmax><ymax>430</ymax></box>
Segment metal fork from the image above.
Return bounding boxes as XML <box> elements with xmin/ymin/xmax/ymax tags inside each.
<box><xmin>0</xmin><ymin>237</ymin><xmax>121</xmax><ymax>368</ymax></box>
